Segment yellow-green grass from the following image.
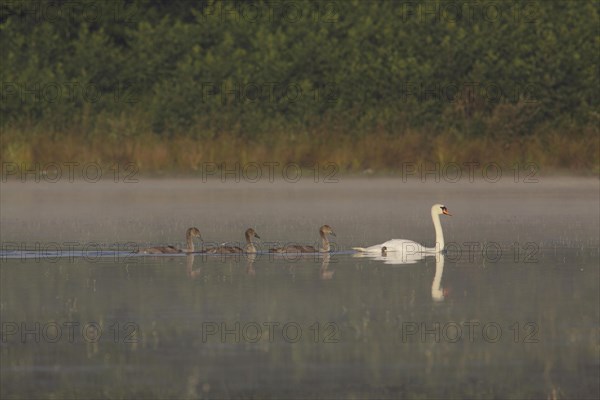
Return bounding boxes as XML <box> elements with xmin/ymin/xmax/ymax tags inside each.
<box><xmin>1</xmin><ymin>125</ymin><xmax>598</xmax><ymax>177</ymax></box>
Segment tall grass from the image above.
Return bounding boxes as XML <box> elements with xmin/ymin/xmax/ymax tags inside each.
<box><xmin>1</xmin><ymin>121</ymin><xmax>598</xmax><ymax>177</ymax></box>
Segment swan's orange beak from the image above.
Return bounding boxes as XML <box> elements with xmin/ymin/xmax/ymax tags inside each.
<box><xmin>442</xmin><ymin>207</ymin><xmax>452</xmax><ymax>216</ymax></box>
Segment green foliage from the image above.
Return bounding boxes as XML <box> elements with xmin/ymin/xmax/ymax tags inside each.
<box><xmin>1</xmin><ymin>0</ymin><xmax>598</xmax><ymax>138</ymax></box>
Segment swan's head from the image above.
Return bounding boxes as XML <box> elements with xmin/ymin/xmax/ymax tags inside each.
<box><xmin>187</xmin><ymin>227</ymin><xmax>202</xmax><ymax>240</ymax></box>
<box><xmin>320</xmin><ymin>225</ymin><xmax>336</xmax><ymax>237</ymax></box>
<box><xmin>432</xmin><ymin>204</ymin><xmax>451</xmax><ymax>216</ymax></box>
<box><xmin>245</xmin><ymin>228</ymin><xmax>260</xmax><ymax>239</ymax></box>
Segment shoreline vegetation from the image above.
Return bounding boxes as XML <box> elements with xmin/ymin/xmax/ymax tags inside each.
<box><xmin>1</xmin><ymin>1</ymin><xmax>599</xmax><ymax>175</ymax></box>
<box><xmin>2</xmin><ymin>125</ymin><xmax>598</xmax><ymax>178</ymax></box>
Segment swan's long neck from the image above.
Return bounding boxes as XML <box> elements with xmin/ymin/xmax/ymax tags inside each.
<box><xmin>431</xmin><ymin>211</ymin><xmax>444</xmax><ymax>252</ymax></box>
<box><xmin>186</xmin><ymin>231</ymin><xmax>195</xmax><ymax>253</ymax></box>
<box><xmin>245</xmin><ymin>232</ymin><xmax>256</xmax><ymax>253</ymax></box>
<box><xmin>319</xmin><ymin>230</ymin><xmax>330</xmax><ymax>252</ymax></box>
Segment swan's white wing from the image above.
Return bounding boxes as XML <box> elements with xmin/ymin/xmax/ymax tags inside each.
<box><xmin>352</xmin><ymin>248</ymin><xmax>435</xmax><ymax>264</ymax></box>
<box><xmin>354</xmin><ymin>239</ymin><xmax>429</xmax><ymax>253</ymax></box>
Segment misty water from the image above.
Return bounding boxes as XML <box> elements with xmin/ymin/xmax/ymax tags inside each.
<box><xmin>1</xmin><ymin>178</ymin><xmax>599</xmax><ymax>399</ymax></box>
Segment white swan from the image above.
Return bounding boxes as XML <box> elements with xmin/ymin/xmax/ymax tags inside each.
<box><xmin>353</xmin><ymin>204</ymin><xmax>451</xmax><ymax>254</ymax></box>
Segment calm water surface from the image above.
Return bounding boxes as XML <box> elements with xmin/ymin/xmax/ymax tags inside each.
<box><xmin>1</xmin><ymin>178</ymin><xmax>599</xmax><ymax>399</ymax></box>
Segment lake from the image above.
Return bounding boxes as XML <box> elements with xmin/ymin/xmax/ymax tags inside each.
<box><xmin>1</xmin><ymin>177</ymin><xmax>599</xmax><ymax>399</ymax></box>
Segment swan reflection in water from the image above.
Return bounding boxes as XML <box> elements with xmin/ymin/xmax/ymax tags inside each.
<box><xmin>430</xmin><ymin>253</ymin><xmax>446</xmax><ymax>302</ymax></box>
<box><xmin>269</xmin><ymin>252</ymin><xmax>336</xmax><ymax>280</ymax></box>
<box><xmin>319</xmin><ymin>253</ymin><xmax>334</xmax><ymax>280</ymax></box>
<box><xmin>186</xmin><ymin>254</ymin><xmax>202</xmax><ymax>279</ymax></box>
<box><xmin>186</xmin><ymin>252</ymin><xmax>260</xmax><ymax>278</ymax></box>
<box><xmin>245</xmin><ymin>253</ymin><xmax>257</xmax><ymax>276</ymax></box>
<box><xmin>354</xmin><ymin>250</ymin><xmax>446</xmax><ymax>301</ymax></box>
<box><xmin>261</xmin><ymin>252</ymin><xmax>335</xmax><ymax>279</ymax></box>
